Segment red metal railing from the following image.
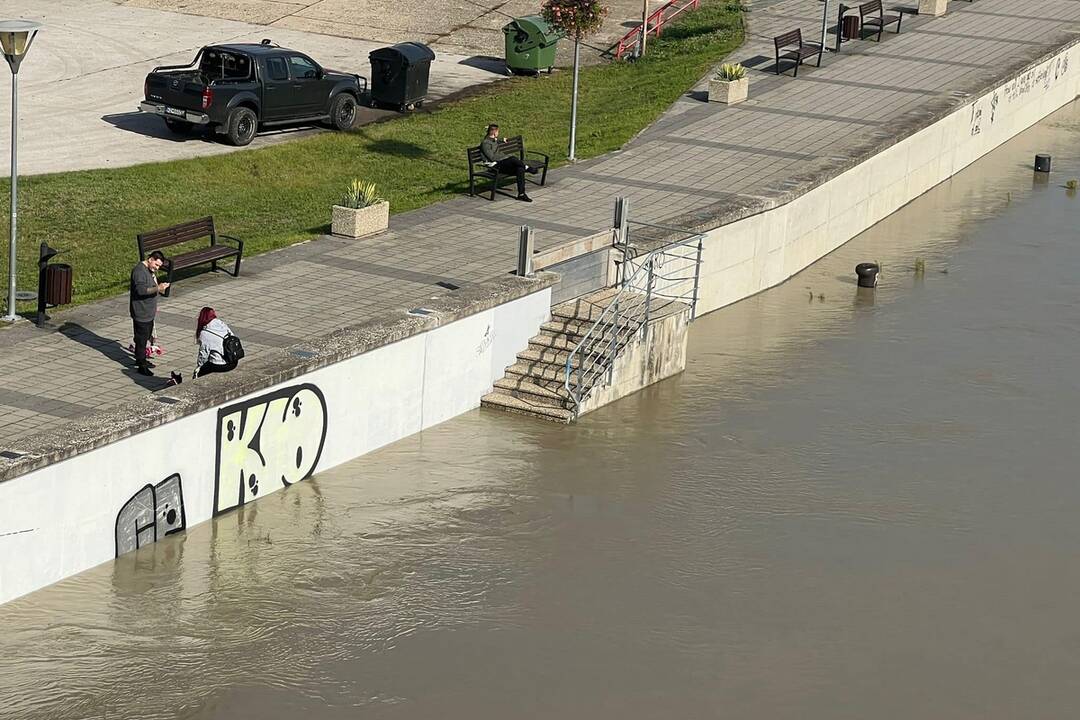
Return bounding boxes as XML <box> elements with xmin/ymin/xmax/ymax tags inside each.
<box><xmin>614</xmin><ymin>0</ymin><xmax>701</xmax><ymax>59</ymax></box>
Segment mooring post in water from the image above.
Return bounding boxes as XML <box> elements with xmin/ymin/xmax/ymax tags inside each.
<box><xmin>1035</xmin><ymin>154</ymin><xmax>1052</xmax><ymax>173</ymax></box>
<box><xmin>855</xmin><ymin>262</ymin><xmax>879</xmax><ymax>288</ymax></box>
<box><xmin>517</xmin><ymin>225</ymin><xmax>534</xmax><ymax>277</ymax></box>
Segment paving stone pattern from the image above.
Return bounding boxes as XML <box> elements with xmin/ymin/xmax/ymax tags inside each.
<box><xmin>1</xmin><ymin>0</ymin><xmax>1078</xmax><ymax>446</ymax></box>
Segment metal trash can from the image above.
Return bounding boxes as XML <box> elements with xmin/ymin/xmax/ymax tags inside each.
<box><xmin>368</xmin><ymin>42</ymin><xmax>436</xmax><ymax>111</ymax></box>
<box><xmin>842</xmin><ymin>15</ymin><xmax>861</xmax><ymax>40</ymax></box>
<box><xmin>44</xmin><ymin>263</ymin><xmax>72</xmax><ymax>306</ymax></box>
<box><xmin>503</xmin><ymin>15</ymin><xmax>562</xmax><ymax>75</ymax></box>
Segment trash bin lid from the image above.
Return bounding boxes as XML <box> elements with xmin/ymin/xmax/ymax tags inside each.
<box><xmin>503</xmin><ymin>15</ymin><xmax>564</xmax><ymax>44</ymax></box>
<box><xmin>369</xmin><ymin>41</ymin><xmax>435</xmax><ymax>66</ymax></box>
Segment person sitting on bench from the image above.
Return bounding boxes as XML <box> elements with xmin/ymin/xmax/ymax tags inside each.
<box><xmin>480</xmin><ymin>123</ymin><xmax>538</xmax><ymax>203</ymax></box>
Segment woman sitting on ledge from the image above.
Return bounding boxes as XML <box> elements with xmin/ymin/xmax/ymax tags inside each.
<box><xmin>194</xmin><ymin>307</ymin><xmax>238</xmax><ymax>378</ymax></box>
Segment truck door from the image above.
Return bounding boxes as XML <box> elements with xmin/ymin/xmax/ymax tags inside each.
<box><xmin>262</xmin><ymin>56</ymin><xmax>292</xmax><ymax>120</ymax></box>
<box><xmin>286</xmin><ymin>54</ymin><xmax>327</xmax><ymax>115</ymax></box>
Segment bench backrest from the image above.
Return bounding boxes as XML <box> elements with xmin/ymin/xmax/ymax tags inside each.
<box><xmin>774</xmin><ymin>29</ymin><xmax>803</xmax><ymax>50</ymax></box>
<box><xmin>467</xmin><ymin>135</ymin><xmax>526</xmax><ymax>166</ymax></box>
<box><xmin>137</xmin><ymin>216</ymin><xmax>216</xmax><ymax>257</ymax></box>
<box><xmin>859</xmin><ymin>0</ymin><xmax>882</xmax><ymax>16</ymax></box>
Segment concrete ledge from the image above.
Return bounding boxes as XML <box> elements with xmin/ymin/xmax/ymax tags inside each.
<box><xmin>0</xmin><ymin>272</ymin><xmax>558</xmax><ymax>484</ymax></box>
<box><xmin>628</xmin><ymin>32</ymin><xmax>1080</xmax><ymax>253</ymax></box>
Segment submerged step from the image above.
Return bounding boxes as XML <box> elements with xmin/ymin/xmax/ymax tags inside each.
<box><xmin>480</xmin><ymin>391</ymin><xmax>574</xmax><ymax>423</ymax></box>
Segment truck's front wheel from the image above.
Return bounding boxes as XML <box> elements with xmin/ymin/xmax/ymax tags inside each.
<box><xmin>224</xmin><ymin>107</ymin><xmax>258</xmax><ymax>146</ymax></box>
<box><xmin>330</xmin><ymin>93</ymin><xmax>357</xmax><ymax>131</ymax></box>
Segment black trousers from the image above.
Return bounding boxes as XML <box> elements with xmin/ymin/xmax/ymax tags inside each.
<box><xmin>197</xmin><ymin>358</ymin><xmax>238</xmax><ymax>378</ymax></box>
<box><xmin>132</xmin><ymin>319</ymin><xmax>154</xmax><ymax>369</ymax></box>
<box><xmin>495</xmin><ymin>157</ymin><xmax>527</xmax><ymax>195</ymax></box>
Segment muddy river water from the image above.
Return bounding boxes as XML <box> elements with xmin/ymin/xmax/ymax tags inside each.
<box><xmin>2</xmin><ymin>101</ymin><xmax>1080</xmax><ymax>719</ymax></box>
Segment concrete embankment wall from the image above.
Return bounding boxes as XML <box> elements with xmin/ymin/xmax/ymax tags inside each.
<box><xmin>0</xmin><ymin>278</ymin><xmax>553</xmax><ymax>605</ymax></box>
<box><xmin>690</xmin><ymin>42</ymin><xmax>1080</xmax><ymax>315</ymax></box>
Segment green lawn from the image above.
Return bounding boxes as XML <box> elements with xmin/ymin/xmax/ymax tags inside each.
<box><xmin>1</xmin><ymin>1</ymin><xmax>743</xmax><ymax>310</ymax></box>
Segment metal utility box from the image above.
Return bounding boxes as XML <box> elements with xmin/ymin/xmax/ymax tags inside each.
<box><xmin>368</xmin><ymin>42</ymin><xmax>436</xmax><ymax>111</ymax></box>
<box><xmin>503</xmin><ymin>16</ymin><xmax>562</xmax><ymax>75</ymax></box>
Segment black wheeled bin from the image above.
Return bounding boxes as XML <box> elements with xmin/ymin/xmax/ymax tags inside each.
<box><xmin>369</xmin><ymin>42</ymin><xmax>436</xmax><ymax>111</ymax></box>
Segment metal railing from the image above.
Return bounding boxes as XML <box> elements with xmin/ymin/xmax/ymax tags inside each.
<box><xmin>614</xmin><ymin>0</ymin><xmax>702</xmax><ymax>60</ymax></box>
<box><xmin>562</xmin><ymin>222</ymin><xmax>704</xmax><ymax>419</ymax></box>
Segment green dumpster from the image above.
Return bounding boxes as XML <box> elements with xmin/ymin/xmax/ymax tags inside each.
<box><xmin>503</xmin><ymin>15</ymin><xmax>563</xmax><ymax>75</ymax></box>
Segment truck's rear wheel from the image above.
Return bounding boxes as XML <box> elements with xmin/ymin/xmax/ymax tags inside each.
<box><xmin>224</xmin><ymin>107</ymin><xmax>258</xmax><ymax>146</ymax></box>
<box><xmin>163</xmin><ymin>118</ymin><xmax>194</xmax><ymax>134</ymax></box>
<box><xmin>330</xmin><ymin>93</ymin><xmax>357</xmax><ymax>131</ymax></box>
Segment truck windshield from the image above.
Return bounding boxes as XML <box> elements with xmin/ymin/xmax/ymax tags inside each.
<box><xmin>198</xmin><ymin>50</ymin><xmax>253</xmax><ymax>82</ymax></box>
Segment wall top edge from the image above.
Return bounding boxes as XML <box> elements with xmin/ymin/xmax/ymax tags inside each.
<box><xmin>0</xmin><ymin>272</ymin><xmax>558</xmax><ymax>485</ymax></box>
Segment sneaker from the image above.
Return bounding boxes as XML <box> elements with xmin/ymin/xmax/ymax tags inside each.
<box><xmin>169</xmin><ymin>371</ymin><xmax>183</xmax><ymax>385</ymax></box>
<box><xmin>518</xmin><ymin>193</ymin><xmax>533</xmax><ymax>203</ymax></box>
<box><xmin>526</xmin><ymin>165</ymin><xmax>539</xmax><ymax>175</ymax></box>
<box><xmin>137</xmin><ymin>367</ymin><xmax>154</xmax><ymax>377</ymax></box>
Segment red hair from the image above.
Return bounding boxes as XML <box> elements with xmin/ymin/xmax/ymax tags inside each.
<box><xmin>196</xmin><ymin>306</ymin><xmax>217</xmax><ymax>340</ymax></box>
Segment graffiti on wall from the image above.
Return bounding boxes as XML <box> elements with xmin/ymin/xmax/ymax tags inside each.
<box><xmin>214</xmin><ymin>383</ymin><xmax>327</xmax><ymax>515</ymax></box>
<box><xmin>970</xmin><ymin>53</ymin><xmax>1072</xmax><ymax>136</ymax></box>
<box><xmin>115</xmin><ymin>474</ymin><xmax>186</xmax><ymax>557</ymax></box>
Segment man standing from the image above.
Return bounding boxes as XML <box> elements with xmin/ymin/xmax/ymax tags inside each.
<box><xmin>129</xmin><ymin>251</ymin><xmax>169</xmax><ymax>376</ymax></box>
<box><xmin>480</xmin><ymin>123</ymin><xmax>538</xmax><ymax>202</ymax></box>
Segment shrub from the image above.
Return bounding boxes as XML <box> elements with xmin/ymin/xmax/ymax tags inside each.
<box><xmin>340</xmin><ymin>179</ymin><xmax>382</xmax><ymax>209</ymax></box>
<box><xmin>715</xmin><ymin>63</ymin><xmax>747</xmax><ymax>81</ymax></box>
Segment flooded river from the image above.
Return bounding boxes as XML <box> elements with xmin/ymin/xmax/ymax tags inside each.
<box><xmin>3</xmin><ymin>101</ymin><xmax>1080</xmax><ymax>718</ymax></box>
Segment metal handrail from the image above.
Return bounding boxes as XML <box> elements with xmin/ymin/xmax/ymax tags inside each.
<box><xmin>614</xmin><ymin>0</ymin><xmax>702</xmax><ymax>59</ymax></box>
<box><xmin>562</xmin><ymin>227</ymin><xmax>704</xmax><ymax>419</ymax></box>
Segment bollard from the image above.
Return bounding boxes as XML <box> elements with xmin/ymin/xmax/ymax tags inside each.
<box><xmin>855</xmin><ymin>262</ymin><xmax>879</xmax><ymax>288</ymax></box>
<box><xmin>1035</xmin><ymin>154</ymin><xmax>1052</xmax><ymax>173</ymax></box>
<box><xmin>613</xmin><ymin>196</ymin><xmax>630</xmax><ymax>246</ymax></box>
<box><xmin>516</xmin><ymin>225</ymin><xmax>534</xmax><ymax>276</ymax></box>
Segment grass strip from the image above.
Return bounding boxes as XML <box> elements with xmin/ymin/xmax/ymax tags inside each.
<box><xmin>0</xmin><ymin>0</ymin><xmax>743</xmax><ymax>309</ymax></box>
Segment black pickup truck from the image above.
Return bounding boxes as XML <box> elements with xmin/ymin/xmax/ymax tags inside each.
<box><xmin>140</xmin><ymin>42</ymin><xmax>367</xmax><ymax>146</ymax></box>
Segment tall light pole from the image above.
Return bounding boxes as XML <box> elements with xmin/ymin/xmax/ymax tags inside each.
<box><xmin>0</xmin><ymin>20</ymin><xmax>42</xmax><ymax>323</ymax></box>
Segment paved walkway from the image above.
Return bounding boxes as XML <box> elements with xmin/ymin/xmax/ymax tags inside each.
<box><xmin>116</xmin><ymin>0</ymin><xmax>682</xmax><ymax>62</ymax></box>
<box><xmin>1</xmin><ymin>0</ymin><xmax>1078</xmax><ymax>446</ymax></box>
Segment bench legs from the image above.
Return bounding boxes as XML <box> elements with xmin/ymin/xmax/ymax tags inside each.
<box><xmin>232</xmin><ymin>254</ymin><xmax>241</xmax><ymax>278</ymax></box>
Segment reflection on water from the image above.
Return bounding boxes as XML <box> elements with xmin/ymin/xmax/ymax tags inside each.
<box><xmin>2</xmin><ymin>101</ymin><xmax>1080</xmax><ymax>719</ymax></box>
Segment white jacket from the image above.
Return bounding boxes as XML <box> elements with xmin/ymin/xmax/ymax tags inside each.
<box><xmin>196</xmin><ymin>318</ymin><xmax>233</xmax><ymax>371</ymax></box>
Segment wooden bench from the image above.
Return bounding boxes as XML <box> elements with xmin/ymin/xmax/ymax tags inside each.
<box><xmin>859</xmin><ymin>0</ymin><xmax>902</xmax><ymax>41</ymax></box>
<box><xmin>774</xmin><ymin>29</ymin><xmax>823</xmax><ymax>77</ymax></box>
<box><xmin>137</xmin><ymin>216</ymin><xmax>244</xmax><ymax>292</ymax></box>
<box><xmin>467</xmin><ymin>135</ymin><xmax>550</xmax><ymax>201</ymax></box>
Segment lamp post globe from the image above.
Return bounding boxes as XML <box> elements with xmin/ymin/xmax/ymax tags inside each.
<box><xmin>0</xmin><ymin>19</ymin><xmax>42</xmax><ymax>323</ymax></box>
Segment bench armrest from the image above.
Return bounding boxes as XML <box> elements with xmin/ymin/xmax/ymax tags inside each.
<box><xmin>525</xmin><ymin>149</ymin><xmax>550</xmax><ymax>163</ymax></box>
<box><xmin>217</xmin><ymin>234</ymin><xmax>245</xmax><ymax>253</ymax></box>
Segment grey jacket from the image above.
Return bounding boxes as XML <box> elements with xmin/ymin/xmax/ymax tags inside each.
<box><xmin>129</xmin><ymin>262</ymin><xmax>159</xmax><ymax>322</ymax></box>
<box><xmin>480</xmin><ymin>136</ymin><xmax>505</xmax><ymax>164</ymax></box>
<box><xmin>196</xmin><ymin>318</ymin><xmax>233</xmax><ymax>371</ymax></box>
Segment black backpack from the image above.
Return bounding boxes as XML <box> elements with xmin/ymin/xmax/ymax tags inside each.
<box><xmin>222</xmin><ymin>333</ymin><xmax>245</xmax><ymax>364</ymax></box>
<box><xmin>207</xmin><ymin>328</ymin><xmax>245</xmax><ymax>364</ymax></box>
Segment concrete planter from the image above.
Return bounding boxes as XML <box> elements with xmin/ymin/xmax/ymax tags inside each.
<box><xmin>918</xmin><ymin>0</ymin><xmax>948</xmax><ymax>16</ymax></box>
<box><xmin>708</xmin><ymin>77</ymin><xmax>748</xmax><ymax>104</ymax></box>
<box><xmin>331</xmin><ymin>200</ymin><xmax>390</xmax><ymax>239</ymax></box>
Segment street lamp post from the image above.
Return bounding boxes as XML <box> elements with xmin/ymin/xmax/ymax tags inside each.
<box><xmin>0</xmin><ymin>19</ymin><xmax>42</xmax><ymax>324</ymax></box>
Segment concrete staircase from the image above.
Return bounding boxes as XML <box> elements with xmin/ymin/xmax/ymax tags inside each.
<box><xmin>481</xmin><ymin>289</ymin><xmax>645</xmax><ymax>422</ymax></box>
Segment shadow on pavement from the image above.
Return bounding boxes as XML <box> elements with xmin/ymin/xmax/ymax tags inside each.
<box><xmin>59</xmin><ymin>322</ymin><xmax>173</xmax><ymax>391</ymax></box>
<box><xmin>101</xmin><ymin>112</ymin><xmax>215</xmax><ymax>142</ymax></box>
<box><xmin>458</xmin><ymin>55</ymin><xmax>510</xmax><ymax>75</ymax></box>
